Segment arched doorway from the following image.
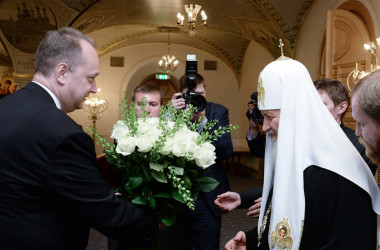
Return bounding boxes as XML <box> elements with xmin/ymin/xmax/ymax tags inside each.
<box><xmin>319</xmin><ymin>1</ymin><xmax>376</xmax><ymax>130</ymax></box>
<box><xmin>139</xmin><ymin>73</ymin><xmax>179</xmax><ymax>105</ymax></box>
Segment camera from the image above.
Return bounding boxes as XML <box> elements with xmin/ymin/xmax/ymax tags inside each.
<box><xmin>178</xmin><ymin>55</ymin><xmax>207</xmax><ymax>112</ymax></box>
<box><xmin>246</xmin><ymin>92</ymin><xmax>264</xmax><ymax>124</ymax></box>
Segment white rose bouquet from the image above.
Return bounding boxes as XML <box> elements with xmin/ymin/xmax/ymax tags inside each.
<box><xmin>94</xmin><ymin>96</ymin><xmax>237</xmax><ymax>226</ymax></box>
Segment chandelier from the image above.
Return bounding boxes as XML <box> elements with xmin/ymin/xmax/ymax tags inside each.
<box><xmin>176</xmin><ymin>2</ymin><xmax>207</xmax><ymax>37</ymax></box>
<box><xmin>158</xmin><ymin>30</ymin><xmax>178</xmax><ymax>72</ymax></box>
<box><xmin>83</xmin><ymin>88</ymin><xmax>108</xmax><ymax>143</ymax></box>
<box><xmin>347</xmin><ymin>37</ymin><xmax>380</xmax><ymax>90</ymax></box>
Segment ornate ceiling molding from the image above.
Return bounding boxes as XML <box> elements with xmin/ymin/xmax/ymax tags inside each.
<box><xmin>62</xmin><ymin>0</ymin><xmax>98</xmax><ymax>12</ymax></box>
<box><xmin>195</xmin><ymin>35</ymin><xmax>250</xmax><ymax>83</ymax></box>
<box><xmin>253</xmin><ymin>0</ymin><xmax>314</xmax><ymax>51</ymax></box>
<box><xmin>95</xmin><ymin>29</ymin><xmax>158</xmax><ymax>55</ymax></box>
<box><xmin>232</xmin><ymin>16</ymin><xmax>281</xmax><ymax>58</ymax></box>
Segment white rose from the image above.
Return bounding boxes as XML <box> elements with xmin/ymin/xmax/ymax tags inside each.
<box><xmin>160</xmin><ymin>137</ymin><xmax>174</xmax><ymax>155</ymax></box>
<box><xmin>110</xmin><ymin>120</ymin><xmax>130</xmax><ymax>140</ymax></box>
<box><xmin>167</xmin><ymin>121</ymin><xmax>175</xmax><ymax>129</ymax></box>
<box><xmin>172</xmin><ymin>128</ymin><xmax>199</xmax><ymax>157</ymax></box>
<box><xmin>193</xmin><ymin>142</ymin><xmax>216</xmax><ymax>168</ymax></box>
<box><xmin>137</xmin><ymin>118</ymin><xmax>162</xmax><ymax>139</ymax></box>
<box><xmin>135</xmin><ymin>135</ymin><xmax>156</xmax><ymax>153</ymax></box>
<box><xmin>116</xmin><ymin>136</ymin><xmax>136</xmax><ymax>156</ymax></box>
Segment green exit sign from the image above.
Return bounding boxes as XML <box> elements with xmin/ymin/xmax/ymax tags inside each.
<box><xmin>156</xmin><ymin>73</ymin><xmax>170</xmax><ymax>80</ymax></box>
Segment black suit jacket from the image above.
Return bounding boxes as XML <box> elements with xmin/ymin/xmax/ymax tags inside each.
<box><xmin>202</xmin><ymin>102</ymin><xmax>233</xmax><ymax>217</ymax></box>
<box><xmin>0</xmin><ymin>82</ymin><xmax>158</xmax><ymax>249</ymax></box>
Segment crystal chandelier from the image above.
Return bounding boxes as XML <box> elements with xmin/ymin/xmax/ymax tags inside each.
<box><xmin>83</xmin><ymin>88</ymin><xmax>108</xmax><ymax>143</ymax></box>
<box><xmin>158</xmin><ymin>30</ymin><xmax>178</xmax><ymax>72</ymax></box>
<box><xmin>176</xmin><ymin>2</ymin><xmax>207</xmax><ymax>37</ymax></box>
<box><xmin>347</xmin><ymin>37</ymin><xmax>380</xmax><ymax>90</ymax></box>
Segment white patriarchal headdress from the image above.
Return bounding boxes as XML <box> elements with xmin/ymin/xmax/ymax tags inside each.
<box><xmin>256</xmin><ymin>58</ymin><xmax>380</xmax><ymax>249</ymax></box>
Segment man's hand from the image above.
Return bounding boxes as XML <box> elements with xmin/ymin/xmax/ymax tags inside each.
<box><xmin>247</xmin><ymin>109</ymin><xmax>259</xmax><ymax>137</ymax></box>
<box><xmin>214</xmin><ymin>191</ymin><xmax>241</xmax><ymax>214</ymax></box>
<box><xmin>225</xmin><ymin>231</ymin><xmax>246</xmax><ymax>250</ymax></box>
<box><xmin>171</xmin><ymin>93</ymin><xmax>185</xmax><ymax>111</ymax></box>
<box><xmin>247</xmin><ymin>197</ymin><xmax>262</xmax><ymax>218</ymax></box>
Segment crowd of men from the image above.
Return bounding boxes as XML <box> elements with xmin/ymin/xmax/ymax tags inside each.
<box><xmin>0</xmin><ymin>27</ymin><xmax>379</xmax><ymax>250</ymax></box>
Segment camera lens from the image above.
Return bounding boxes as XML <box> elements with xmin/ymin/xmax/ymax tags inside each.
<box><xmin>189</xmin><ymin>95</ymin><xmax>206</xmax><ymax>112</ymax></box>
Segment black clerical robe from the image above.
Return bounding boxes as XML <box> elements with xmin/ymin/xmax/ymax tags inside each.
<box><xmin>246</xmin><ymin>165</ymin><xmax>377</xmax><ymax>249</ymax></box>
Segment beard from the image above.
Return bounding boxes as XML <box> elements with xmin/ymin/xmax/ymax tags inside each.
<box><xmin>359</xmin><ymin>136</ymin><xmax>380</xmax><ymax>166</ymax></box>
<box><xmin>267</xmin><ymin>131</ymin><xmax>278</xmax><ymax>168</ymax></box>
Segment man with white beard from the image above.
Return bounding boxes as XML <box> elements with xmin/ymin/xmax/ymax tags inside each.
<box><xmin>225</xmin><ymin>58</ymin><xmax>380</xmax><ymax>249</ymax></box>
<box><xmin>351</xmin><ymin>70</ymin><xmax>380</xmax><ymax>166</ymax></box>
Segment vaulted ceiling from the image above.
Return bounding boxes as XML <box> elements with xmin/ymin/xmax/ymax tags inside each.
<box><xmin>0</xmin><ymin>0</ymin><xmax>315</xmax><ymax>79</ymax></box>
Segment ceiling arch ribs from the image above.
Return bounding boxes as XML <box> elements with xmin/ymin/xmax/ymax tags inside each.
<box><xmin>251</xmin><ymin>0</ymin><xmax>314</xmax><ymax>58</ymax></box>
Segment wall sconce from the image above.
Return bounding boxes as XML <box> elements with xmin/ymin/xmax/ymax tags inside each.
<box><xmin>347</xmin><ymin>37</ymin><xmax>380</xmax><ymax>90</ymax></box>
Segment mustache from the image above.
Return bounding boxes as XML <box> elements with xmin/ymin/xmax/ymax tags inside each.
<box><xmin>267</xmin><ymin>130</ymin><xmax>276</xmax><ymax>136</ymax></box>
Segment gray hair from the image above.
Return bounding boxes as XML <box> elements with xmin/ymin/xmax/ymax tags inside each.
<box><xmin>34</xmin><ymin>27</ymin><xmax>95</xmax><ymax>77</ymax></box>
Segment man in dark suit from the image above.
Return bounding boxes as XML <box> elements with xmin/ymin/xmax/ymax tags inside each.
<box><xmin>171</xmin><ymin>73</ymin><xmax>233</xmax><ymax>250</ymax></box>
<box><xmin>0</xmin><ymin>27</ymin><xmax>159</xmax><ymax>250</ymax></box>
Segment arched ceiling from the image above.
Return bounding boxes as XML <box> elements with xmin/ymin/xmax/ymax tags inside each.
<box><xmin>0</xmin><ymin>0</ymin><xmax>315</xmax><ymax>80</ymax></box>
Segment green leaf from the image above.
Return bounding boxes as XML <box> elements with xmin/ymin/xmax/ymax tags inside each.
<box><xmin>149</xmin><ymin>197</ymin><xmax>156</xmax><ymax>208</ymax></box>
<box><xmin>169</xmin><ymin>165</ymin><xmax>184</xmax><ymax>175</ymax></box>
<box><xmin>161</xmin><ymin>214</ymin><xmax>176</xmax><ymax>227</ymax></box>
<box><xmin>129</xmin><ymin>177</ymin><xmax>143</xmax><ymax>190</ymax></box>
<box><xmin>151</xmin><ymin>170</ymin><xmax>168</xmax><ymax>183</ymax></box>
<box><xmin>192</xmin><ymin>175</ymin><xmax>205</xmax><ymax>182</ymax></box>
<box><xmin>132</xmin><ymin>197</ymin><xmax>148</xmax><ymax>206</ymax></box>
<box><xmin>191</xmin><ymin>192</ymin><xmax>198</xmax><ymax>202</ymax></box>
<box><xmin>153</xmin><ymin>192</ymin><xmax>172</xmax><ymax>198</ymax></box>
<box><xmin>172</xmin><ymin>190</ymin><xmax>185</xmax><ymax>203</ymax></box>
<box><xmin>150</xmin><ymin>162</ymin><xmax>165</xmax><ymax>171</ymax></box>
<box><xmin>182</xmin><ymin>175</ymin><xmax>192</xmax><ymax>188</ymax></box>
<box><xmin>199</xmin><ymin>177</ymin><xmax>220</xmax><ymax>192</ymax></box>
<box><xmin>124</xmin><ymin>182</ymin><xmax>132</xmax><ymax>193</ymax></box>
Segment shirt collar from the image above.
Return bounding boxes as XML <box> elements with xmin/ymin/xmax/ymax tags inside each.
<box><xmin>32</xmin><ymin>81</ymin><xmax>62</xmax><ymax>110</ymax></box>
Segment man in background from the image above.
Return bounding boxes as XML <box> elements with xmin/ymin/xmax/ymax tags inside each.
<box><xmin>109</xmin><ymin>83</ymin><xmax>181</xmax><ymax>250</ymax></box>
<box><xmin>246</xmin><ymin>93</ymin><xmax>265</xmax><ymax>158</ymax></box>
<box><xmin>351</xmin><ymin>70</ymin><xmax>380</xmax><ymax>166</ymax></box>
<box><xmin>132</xmin><ymin>84</ymin><xmax>163</xmax><ymax>118</ymax></box>
<box><xmin>171</xmin><ymin>73</ymin><xmax>233</xmax><ymax>250</ymax></box>
<box><xmin>314</xmin><ymin>78</ymin><xmax>377</xmax><ymax>174</ymax></box>
<box><xmin>0</xmin><ymin>27</ymin><xmax>159</xmax><ymax>249</ymax></box>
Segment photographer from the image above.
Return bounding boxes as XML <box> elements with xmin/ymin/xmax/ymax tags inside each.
<box><xmin>214</xmin><ymin>93</ymin><xmax>265</xmax><ymax>220</ymax></box>
<box><xmin>246</xmin><ymin>92</ymin><xmax>266</xmax><ymax>158</ymax></box>
<box><xmin>171</xmin><ymin>73</ymin><xmax>233</xmax><ymax>250</ymax></box>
